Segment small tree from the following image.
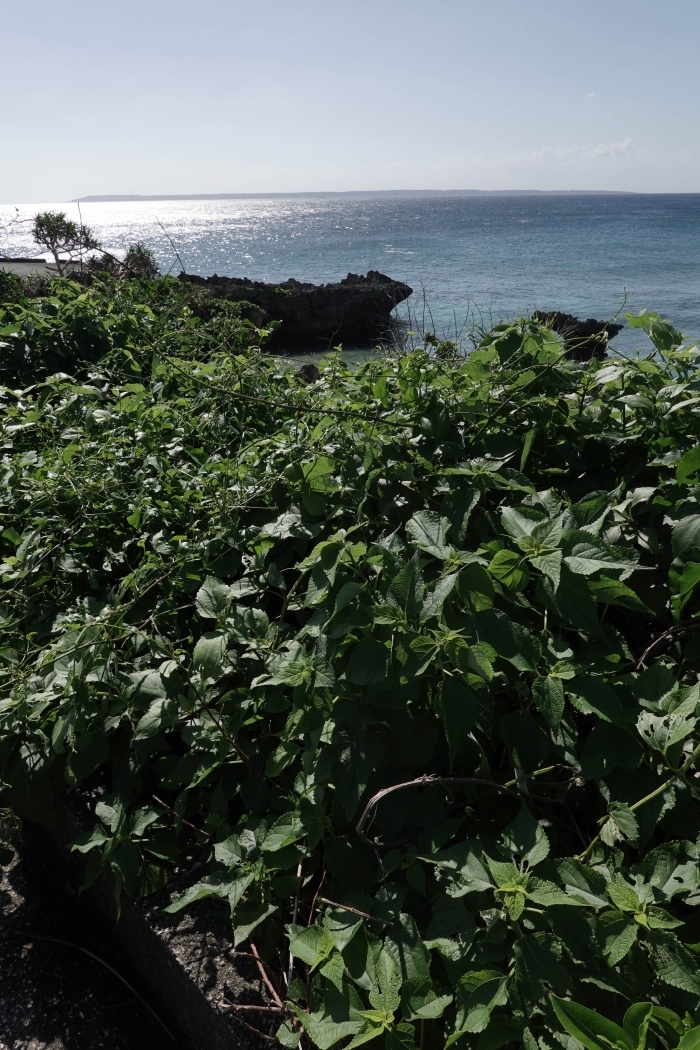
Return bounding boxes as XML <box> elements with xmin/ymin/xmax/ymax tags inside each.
<box><xmin>88</xmin><ymin>242</ymin><xmax>160</xmax><ymax>281</ymax></box>
<box><xmin>123</xmin><ymin>242</ymin><xmax>159</xmax><ymax>279</ymax></box>
<box><xmin>32</xmin><ymin>211</ymin><xmax>100</xmax><ymax>275</ymax></box>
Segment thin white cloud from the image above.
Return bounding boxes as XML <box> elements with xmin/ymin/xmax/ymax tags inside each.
<box><xmin>530</xmin><ymin>139</ymin><xmax>635</xmax><ymax>160</ymax></box>
<box><xmin>588</xmin><ymin>137</ymin><xmax>635</xmax><ymax>157</ymax></box>
<box><xmin>395</xmin><ymin>138</ymin><xmax>641</xmax><ymax>182</ymax></box>
<box><xmin>586</xmin><ymin>92</ymin><xmax>596</xmax><ymax>98</ymax></box>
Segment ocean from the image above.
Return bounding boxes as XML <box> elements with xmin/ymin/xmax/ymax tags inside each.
<box><xmin>2</xmin><ymin>193</ymin><xmax>700</xmax><ymax>356</ymax></box>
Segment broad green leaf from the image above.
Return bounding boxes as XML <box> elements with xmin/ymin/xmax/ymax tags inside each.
<box><xmin>457</xmin><ymin>562</ymin><xmax>495</xmax><ymax>610</ymax></box>
<box><xmin>527</xmin><ymin>878</ymin><xmax>584</xmax><ymax>907</ymax></box>
<box><xmin>345</xmin><ymin>636</ymin><xmax>388</xmax><ymax>685</ymax></box>
<box><xmin>472</xmin><ymin>609</ymin><xmax>539</xmax><ymax>671</ymax></box>
<box><xmin>564</xmin><ymin>538</ymin><xmax>635</xmax><ymax>577</ymax></box>
<box><xmin>648</xmin><ymin>930</ymin><xmax>700</xmax><ymax>995</ymax></box>
<box><xmin>192</xmin><ymin>630</ymin><xmax>228</xmax><ymax>680</ymax></box>
<box><xmin>516</xmin><ymin>933</ymin><xmax>570</xmax><ymax>996</ymax></box>
<box><xmin>368</xmin><ymin>947</ymin><xmax>401</xmax><ymax>1013</ymax></box>
<box><xmin>520</xmin><ymin>428</ymin><xmax>536</xmax><ymax>470</ymax></box>
<box><xmin>679</xmin><ymin>1027</ymin><xmax>700</xmax><ymax>1050</ymax></box>
<box><xmin>130</xmin><ymin>805</ymin><xmax>158</xmax><ymax>837</ymax></box>
<box><xmin>288</xmin><ymin>924</ymin><xmax>335</xmax><ymax>968</ymax></box>
<box><xmin>568</xmin><ymin>678</ymin><xmax>632</xmax><ymax>727</ymax></box>
<box><xmin>332</xmin><ymin>729</ymin><xmax>380</xmax><ymax>820</ymax></box>
<box><xmin>71</xmin><ymin>824</ymin><xmax>110</xmax><ymax>853</ymax></box>
<box><xmin>625</xmin><ymin>309</ymin><xmax>660</xmax><ymax>329</ymax></box>
<box><xmin>386</xmin><ymin>1023</ymin><xmax>418</xmax><ymax>1050</ymax></box>
<box><xmin>486</xmin><ymin>857</ymin><xmax>524</xmax><ymax>889</ymax></box>
<box><xmin>384</xmin><ymin>914</ymin><xmax>430</xmax><ymax>982</ymax></box>
<box><xmin>265</xmin><ymin>740</ymin><xmax>300</xmax><ymax>777</ymax></box>
<box><xmin>295</xmin><ymin>992</ymin><xmax>364</xmax><ymax>1050</ymax></box>
<box><xmin>195</xmin><ymin>575</ymin><xmax>230</xmax><ymax>619</ymax></box>
<box><xmin>95</xmin><ymin>796</ymin><xmax>125</xmax><ymax>833</ymax></box>
<box><xmin>588</xmin><ymin>577</ymin><xmax>649</xmax><ymax>613</ymax></box>
<box><xmin>421</xmin><ymin>572</ymin><xmax>458</xmax><ymax>621</ymax></box>
<box><xmin>450</xmin><ymin>976</ymin><xmax>508</xmax><ymax>1041</ymax></box>
<box><xmin>428</xmin><ymin>842</ymin><xmax>493</xmax><ymax>893</ymax></box>
<box><xmin>599</xmin><ymin>912</ymin><xmax>639</xmax><ymax>966</ymax></box>
<box><xmin>637</xmin><ymin>707</ymin><xmax>699</xmax><ymax>754</ymax></box>
<box><xmin>550</xmin><ymin>995</ymin><xmax>632</xmax><ymax>1050</ymax></box>
<box><xmin>303</xmin><ymin>454</ymin><xmax>337</xmax><ymax>481</ymax></box>
<box><xmin>424</xmin><ymin>895</ymin><xmax>475</xmax><ymax>946</ymax></box>
<box><xmin>672</xmin><ymin>515</ymin><xmax>700</xmax><ymax>561</ymax></box>
<box><xmin>532</xmin><ymin>676</ymin><xmax>565</xmax><ymax>731</ymax></box>
<box><xmin>260</xmin><ymin>812</ymin><xmax>305</xmax><ymax>852</ymax></box>
<box><xmin>501</xmin><ymin>804</ymin><xmax>549</xmax><ymax>867</ymax></box>
<box><xmin>500</xmin><ymin>710</ymin><xmax>550</xmax><ymax>773</ymax></box>
<box><xmin>387</xmin><ymin>561</ymin><xmax>425</xmax><ymax>619</ymax></box>
<box><xmin>581</xmin><ymin>725</ymin><xmax>643</xmax><ymax>780</ymax></box>
<box><xmin>501</xmin><ymin>506</ymin><xmax>544</xmax><ymax>539</ymax></box>
<box><xmin>436</xmin><ymin>676</ymin><xmax>478</xmax><ymax>769</ymax></box>
<box><xmin>530</xmin><ymin>549</ymin><xmax>562</xmax><ymax>590</ymax></box>
<box><xmin>557</xmin><ymin>858</ymin><xmax>609</xmax><ymax>909</ymax></box>
<box><xmin>133</xmin><ymin>697</ymin><xmax>178</xmax><ymax>740</ymax></box>
<box><xmin>345</xmin><ymin>1022</ymin><xmax>385</xmax><ymax>1049</ymax></box>
<box><xmin>277</xmin><ymin>1021</ymin><xmax>302</xmax><ymax>1049</ymax></box>
<box><xmin>487</xmin><ymin>549</ymin><xmax>528</xmax><ymax>591</ymax></box>
<box><xmin>467</xmin><ymin>642</ymin><xmax>495</xmax><ymax>682</ymax></box>
<box><xmin>232</xmin><ymin>900</ymin><xmax>278</xmax><ymax>947</ymax></box>
<box><xmin>622</xmin><ymin>1003</ymin><xmax>653</xmax><ymax>1050</ymax></box>
<box><xmin>600</xmin><ymin>802</ymin><xmax>639</xmax><ymax>847</ymax></box>
<box><xmin>607</xmin><ymin>879</ymin><xmax>640</xmax><ymax>913</ymax></box>
<box><xmin>322</xmin><ymin>908</ymin><xmax>362</xmax><ymax>951</ymax></box>
<box><xmin>538</xmin><ymin>565</ymin><xmax>602</xmax><ymax>636</ymax></box>
<box><xmin>406</xmin><ymin>511</ymin><xmax>451</xmax><ymax>558</ymax></box>
<box><xmin>164</xmin><ymin>872</ymin><xmax>251</xmax><ymax>913</ymax></box>
<box><xmin>677</xmin><ymin>446</ymin><xmax>700</xmax><ymax>485</ymax></box>
<box><xmin>677</xmin><ymin>560</ymin><xmax>700</xmax><ymax>606</ymax></box>
<box><xmin>213</xmin><ymin>835</ymin><xmax>243</xmax><ymax>869</ymax></box>
<box><xmin>646</xmin><ymin>905</ymin><xmax>683</xmax><ymax>930</ymax></box>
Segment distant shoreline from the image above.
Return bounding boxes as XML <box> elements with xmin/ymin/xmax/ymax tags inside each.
<box><xmin>71</xmin><ymin>189</ymin><xmax>644</xmax><ymax>203</ymax></box>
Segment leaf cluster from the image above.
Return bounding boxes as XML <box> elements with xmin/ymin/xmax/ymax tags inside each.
<box><xmin>3</xmin><ymin>282</ymin><xmax>700</xmax><ymax>1049</ymax></box>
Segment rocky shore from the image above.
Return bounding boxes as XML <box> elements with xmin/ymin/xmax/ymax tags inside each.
<box><xmin>179</xmin><ymin>269</ymin><xmax>413</xmax><ymax>348</ymax></box>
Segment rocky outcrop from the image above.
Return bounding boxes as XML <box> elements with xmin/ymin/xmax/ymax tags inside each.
<box><xmin>533</xmin><ymin>311</ymin><xmax>623</xmax><ymax>360</ymax></box>
<box><xmin>179</xmin><ymin>270</ymin><xmax>412</xmax><ymax>348</ymax></box>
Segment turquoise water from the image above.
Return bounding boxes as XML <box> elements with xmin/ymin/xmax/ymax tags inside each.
<box><xmin>3</xmin><ymin>194</ymin><xmax>700</xmax><ymax>355</ymax></box>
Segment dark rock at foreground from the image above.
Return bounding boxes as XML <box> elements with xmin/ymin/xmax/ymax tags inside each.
<box><xmin>179</xmin><ymin>270</ymin><xmax>413</xmax><ymax>348</ymax></box>
<box><xmin>533</xmin><ymin>310</ymin><xmax>623</xmax><ymax>360</ymax></box>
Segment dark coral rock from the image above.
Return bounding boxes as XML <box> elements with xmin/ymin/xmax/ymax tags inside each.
<box><xmin>533</xmin><ymin>310</ymin><xmax>623</xmax><ymax>360</ymax></box>
<box><xmin>179</xmin><ymin>270</ymin><xmax>412</xmax><ymax>348</ymax></box>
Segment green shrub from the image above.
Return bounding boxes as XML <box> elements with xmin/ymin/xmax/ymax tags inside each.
<box><xmin>2</xmin><ymin>282</ymin><xmax>700</xmax><ymax>1049</ymax></box>
<box><xmin>0</xmin><ymin>274</ymin><xmax>260</xmax><ymax>385</ymax></box>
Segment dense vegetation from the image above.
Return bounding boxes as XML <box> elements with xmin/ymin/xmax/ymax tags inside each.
<box><xmin>2</xmin><ymin>271</ymin><xmax>700</xmax><ymax>1050</ymax></box>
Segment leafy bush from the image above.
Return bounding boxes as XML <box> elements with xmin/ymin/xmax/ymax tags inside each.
<box><xmin>0</xmin><ymin>274</ymin><xmax>260</xmax><ymax>385</ymax></box>
<box><xmin>87</xmin><ymin>241</ymin><xmax>161</xmax><ymax>281</ymax></box>
<box><xmin>2</xmin><ymin>280</ymin><xmax>700</xmax><ymax>1050</ymax></box>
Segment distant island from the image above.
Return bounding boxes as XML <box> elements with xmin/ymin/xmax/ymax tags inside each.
<box><xmin>72</xmin><ymin>188</ymin><xmax>639</xmax><ymax>203</ymax></box>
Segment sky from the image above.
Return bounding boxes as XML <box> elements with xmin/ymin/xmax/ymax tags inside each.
<box><xmin>1</xmin><ymin>0</ymin><xmax>699</xmax><ymax>202</ymax></box>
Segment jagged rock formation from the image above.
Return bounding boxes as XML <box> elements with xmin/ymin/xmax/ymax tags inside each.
<box><xmin>533</xmin><ymin>310</ymin><xmax>623</xmax><ymax>360</ymax></box>
<box><xmin>179</xmin><ymin>270</ymin><xmax>413</xmax><ymax>348</ymax></box>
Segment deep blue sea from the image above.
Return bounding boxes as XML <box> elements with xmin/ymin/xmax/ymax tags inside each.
<box><xmin>3</xmin><ymin>194</ymin><xmax>700</xmax><ymax>355</ymax></box>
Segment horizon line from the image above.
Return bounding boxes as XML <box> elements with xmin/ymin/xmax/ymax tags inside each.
<box><xmin>68</xmin><ymin>188</ymin><xmax>657</xmax><ymax>204</ymax></box>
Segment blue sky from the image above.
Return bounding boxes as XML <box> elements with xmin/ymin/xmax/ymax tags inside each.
<box><xmin>2</xmin><ymin>0</ymin><xmax>699</xmax><ymax>202</ymax></box>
